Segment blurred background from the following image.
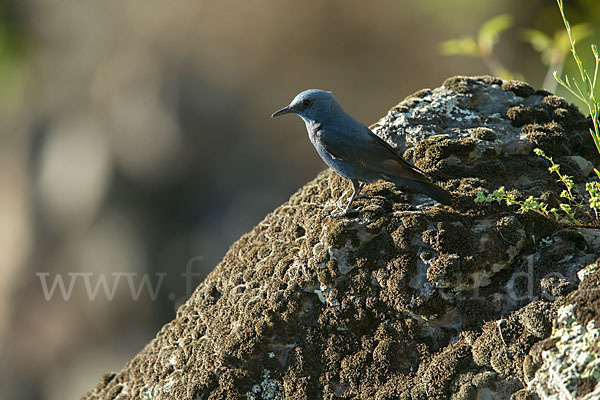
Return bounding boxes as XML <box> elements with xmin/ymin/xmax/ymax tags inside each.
<box><xmin>1</xmin><ymin>0</ymin><xmax>598</xmax><ymax>398</ymax></box>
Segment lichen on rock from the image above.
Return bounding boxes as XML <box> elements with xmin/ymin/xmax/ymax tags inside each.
<box><xmin>527</xmin><ymin>263</ymin><xmax>600</xmax><ymax>400</ymax></box>
<box><xmin>83</xmin><ymin>76</ymin><xmax>600</xmax><ymax>400</ymax></box>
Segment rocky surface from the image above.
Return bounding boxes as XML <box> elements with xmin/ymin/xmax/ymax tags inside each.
<box><xmin>82</xmin><ymin>76</ymin><xmax>600</xmax><ymax>399</ymax></box>
<box><xmin>526</xmin><ymin>262</ymin><xmax>600</xmax><ymax>400</ymax></box>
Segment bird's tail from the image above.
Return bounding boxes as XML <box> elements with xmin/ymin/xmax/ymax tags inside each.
<box><xmin>396</xmin><ymin>179</ymin><xmax>453</xmax><ymax>206</ymax></box>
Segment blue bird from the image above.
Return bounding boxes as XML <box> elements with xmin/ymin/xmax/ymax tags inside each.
<box><xmin>272</xmin><ymin>89</ymin><xmax>452</xmax><ymax>216</ymax></box>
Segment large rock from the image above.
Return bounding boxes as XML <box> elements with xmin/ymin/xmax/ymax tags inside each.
<box><xmin>82</xmin><ymin>76</ymin><xmax>600</xmax><ymax>399</ymax></box>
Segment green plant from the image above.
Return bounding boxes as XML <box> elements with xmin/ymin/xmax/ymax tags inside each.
<box><xmin>585</xmin><ymin>171</ymin><xmax>600</xmax><ymax>219</ymax></box>
<box><xmin>474</xmin><ymin>186</ymin><xmax>575</xmax><ymax>225</ymax></box>
<box><xmin>476</xmin><ymin>148</ymin><xmax>600</xmax><ymax>226</ymax></box>
<box><xmin>440</xmin><ymin>14</ymin><xmax>516</xmax><ymax>79</ymax></box>
<box><xmin>553</xmin><ymin>0</ymin><xmax>600</xmax><ymax>156</ymax></box>
<box><xmin>533</xmin><ymin>148</ymin><xmax>586</xmax><ymax>224</ymax></box>
<box><xmin>533</xmin><ymin>148</ymin><xmax>575</xmax><ymax>200</ymax></box>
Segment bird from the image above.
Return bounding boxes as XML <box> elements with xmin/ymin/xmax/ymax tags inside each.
<box><xmin>271</xmin><ymin>89</ymin><xmax>452</xmax><ymax>216</ymax></box>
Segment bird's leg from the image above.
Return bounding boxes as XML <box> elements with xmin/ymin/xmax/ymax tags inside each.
<box><xmin>346</xmin><ymin>180</ymin><xmax>363</xmax><ymax>211</ymax></box>
<box><xmin>355</xmin><ymin>184</ymin><xmax>369</xmax><ymax>200</ymax></box>
<box><xmin>331</xmin><ymin>180</ymin><xmax>362</xmax><ymax>218</ymax></box>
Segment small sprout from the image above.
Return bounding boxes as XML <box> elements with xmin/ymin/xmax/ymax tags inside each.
<box><xmin>476</xmin><ymin>178</ymin><xmax>592</xmax><ymax>224</ymax></box>
<box><xmin>476</xmin><ymin>189</ymin><xmax>555</xmax><ymax>221</ymax></box>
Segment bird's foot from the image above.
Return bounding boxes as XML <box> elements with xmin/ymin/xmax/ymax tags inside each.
<box><xmin>327</xmin><ymin>210</ymin><xmax>347</xmax><ymax>219</ymax></box>
<box><xmin>335</xmin><ymin>193</ymin><xmax>351</xmax><ymax>209</ymax></box>
<box><xmin>327</xmin><ymin>206</ymin><xmax>360</xmax><ymax>219</ymax></box>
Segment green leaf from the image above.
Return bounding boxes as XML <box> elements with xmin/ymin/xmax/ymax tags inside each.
<box><xmin>522</xmin><ymin>29</ymin><xmax>552</xmax><ymax>53</ymax></box>
<box><xmin>568</xmin><ymin>24</ymin><xmax>593</xmax><ymax>49</ymax></box>
<box><xmin>560</xmin><ymin>203</ymin><xmax>572</xmax><ymax>213</ymax></box>
<box><xmin>522</xmin><ymin>27</ymin><xmax>589</xmax><ymax>67</ymax></box>
<box><xmin>474</xmin><ymin>191</ymin><xmax>487</xmax><ymax>203</ymax></box>
<box><xmin>563</xmin><ymin>176</ymin><xmax>575</xmax><ymax>188</ymax></box>
<box><xmin>478</xmin><ymin>14</ymin><xmax>513</xmax><ymax>54</ymax></box>
<box><xmin>492</xmin><ymin>187</ymin><xmax>506</xmax><ymax>200</ymax></box>
<box><xmin>440</xmin><ymin>38</ymin><xmax>478</xmax><ymax>56</ymax></box>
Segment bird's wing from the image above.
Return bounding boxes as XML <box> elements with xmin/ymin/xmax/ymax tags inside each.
<box><xmin>317</xmin><ymin>124</ymin><xmax>431</xmax><ymax>183</ymax></box>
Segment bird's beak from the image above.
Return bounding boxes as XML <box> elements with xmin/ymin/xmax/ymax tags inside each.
<box><xmin>271</xmin><ymin>105</ymin><xmax>292</xmax><ymax>118</ymax></box>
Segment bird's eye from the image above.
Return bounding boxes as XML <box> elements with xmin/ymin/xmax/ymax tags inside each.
<box><xmin>302</xmin><ymin>99</ymin><xmax>312</xmax><ymax>107</ymax></box>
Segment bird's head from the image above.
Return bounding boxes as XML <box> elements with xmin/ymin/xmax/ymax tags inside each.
<box><xmin>271</xmin><ymin>89</ymin><xmax>343</xmax><ymax>123</ymax></box>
